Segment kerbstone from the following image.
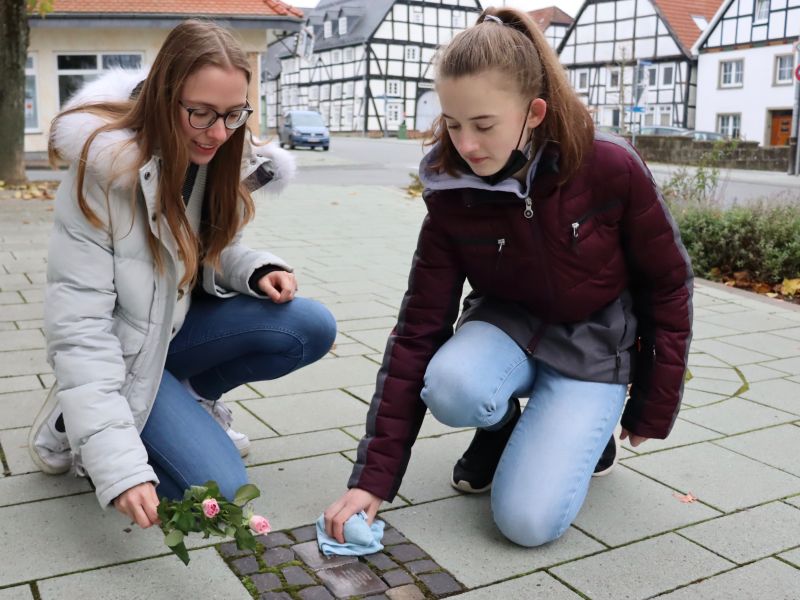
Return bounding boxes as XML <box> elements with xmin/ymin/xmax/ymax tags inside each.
<box><xmin>623</xmin><ymin>443</ymin><xmax>800</xmax><ymax>512</ymax></box>
<box><xmin>679</xmin><ymin>397</ymin><xmax>798</xmax><ymax>434</ymax></box>
<box><xmin>678</xmin><ymin>502</ymin><xmax>800</xmax><ymax>563</ymax></box>
<box><xmin>551</xmin><ymin>533</ymin><xmax>732</xmax><ymax>600</ymax></box>
<box><xmin>656</xmin><ymin>558</ymin><xmax>800</xmax><ymax>600</ymax></box>
<box><xmin>717</xmin><ymin>424</ymin><xmax>800</xmax><ymax>477</ymax></box>
<box><xmin>249</xmin><ymin>356</ymin><xmax>378</xmax><ymax>396</ymax></box>
<box><xmin>36</xmin><ymin>547</ymin><xmax>252</xmax><ymax>599</ymax></box>
<box><xmin>574</xmin><ymin>465</ymin><xmax>720</xmax><ymax>546</ymax></box>
<box><xmin>242</xmin><ymin>390</ymin><xmax>368</xmax><ymax>434</ymax></box>
<box><xmin>384</xmin><ymin>496</ymin><xmax>603</xmax><ymax>588</ymax></box>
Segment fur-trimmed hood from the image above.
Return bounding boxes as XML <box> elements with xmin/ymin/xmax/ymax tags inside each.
<box><xmin>50</xmin><ymin>68</ymin><xmax>295</xmax><ymax>193</ymax></box>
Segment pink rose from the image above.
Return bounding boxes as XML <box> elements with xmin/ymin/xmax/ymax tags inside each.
<box><xmin>201</xmin><ymin>498</ymin><xmax>220</xmax><ymax>518</ymax></box>
<box><xmin>249</xmin><ymin>515</ymin><xmax>271</xmax><ymax>534</ymax></box>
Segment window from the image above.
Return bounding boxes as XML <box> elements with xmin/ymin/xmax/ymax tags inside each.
<box><xmin>717</xmin><ymin>113</ymin><xmax>740</xmax><ymax>138</ymax></box>
<box><xmin>648</xmin><ymin>67</ymin><xmax>657</xmax><ymax>87</ymax></box>
<box><xmin>719</xmin><ymin>59</ymin><xmax>743</xmax><ymax>87</ymax></box>
<box><xmin>57</xmin><ymin>52</ymin><xmax>142</xmax><ymax>107</ymax></box>
<box><xmin>344</xmin><ymin>81</ymin><xmax>354</xmax><ymax>97</ymax></box>
<box><xmin>324</xmin><ymin>20</ymin><xmax>332</xmax><ymax>38</ymax></box>
<box><xmin>338</xmin><ymin>16</ymin><xmax>347</xmax><ymax>35</ymax></box>
<box><xmin>452</xmin><ymin>12</ymin><xmax>465</xmax><ymax>28</ymax></box>
<box><xmin>309</xmin><ymin>86</ymin><xmax>319</xmax><ymax>101</ymax></box>
<box><xmin>332</xmin><ymin>50</ymin><xmax>342</xmax><ymax>64</ymax></box>
<box><xmin>405</xmin><ymin>46</ymin><xmax>419</xmax><ymax>62</ymax></box>
<box><xmin>386</xmin><ymin>102</ymin><xmax>403</xmax><ymax>126</ymax></box>
<box><xmin>662</xmin><ymin>65</ymin><xmax>674</xmax><ymax>86</ymax></box>
<box><xmin>609</xmin><ymin>69</ymin><xmax>620</xmax><ymax>87</ymax></box>
<box><xmin>332</xmin><ymin>82</ymin><xmax>342</xmax><ymax>99</ymax></box>
<box><xmin>775</xmin><ymin>55</ymin><xmax>793</xmax><ymax>84</ymax></box>
<box><xmin>321</xmin><ymin>84</ymin><xmax>330</xmax><ymax>100</ymax></box>
<box><xmin>387</xmin><ymin>80</ymin><xmax>402</xmax><ymax>96</ymax></box>
<box><xmin>576</xmin><ymin>69</ymin><xmax>589</xmax><ymax>91</ymax></box>
<box><xmin>411</xmin><ymin>7</ymin><xmax>423</xmax><ymax>24</ymax></box>
<box><xmin>344</xmin><ymin>47</ymin><xmax>355</xmax><ymax>62</ymax></box>
<box><xmin>644</xmin><ymin>106</ymin><xmax>655</xmax><ymax>126</ymax></box>
<box><xmin>24</xmin><ymin>55</ymin><xmax>38</xmax><ymax>131</ymax></box>
<box><xmin>659</xmin><ymin>106</ymin><xmax>671</xmax><ymax>126</ymax></box>
<box><xmin>754</xmin><ymin>0</ymin><xmax>769</xmax><ymax>22</ymax></box>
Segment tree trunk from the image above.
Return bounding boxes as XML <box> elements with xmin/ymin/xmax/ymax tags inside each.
<box><xmin>0</xmin><ymin>0</ymin><xmax>29</xmax><ymax>185</ymax></box>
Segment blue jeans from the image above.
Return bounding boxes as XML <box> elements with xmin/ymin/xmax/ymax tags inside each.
<box><xmin>421</xmin><ymin>321</ymin><xmax>626</xmax><ymax>547</ymax></box>
<box><xmin>141</xmin><ymin>294</ymin><xmax>336</xmax><ymax>501</ymax></box>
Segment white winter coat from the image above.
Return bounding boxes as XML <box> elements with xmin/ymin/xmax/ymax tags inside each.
<box><xmin>45</xmin><ymin>69</ymin><xmax>296</xmax><ymax>507</ymax></box>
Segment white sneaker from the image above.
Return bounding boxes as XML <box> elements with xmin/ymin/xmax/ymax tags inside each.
<box><xmin>198</xmin><ymin>398</ymin><xmax>251</xmax><ymax>458</ymax></box>
<box><xmin>28</xmin><ymin>387</ymin><xmax>72</xmax><ymax>474</ymax></box>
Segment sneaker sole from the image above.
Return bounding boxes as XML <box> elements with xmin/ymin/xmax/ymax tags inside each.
<box><xmin>592</xmin><ymin>433</ymin><xmax>619</xmax><ymax>478</ymax></box>
<box><xmin>450</xmin><ymin>478</ymin><xmax>492</xmax><ymax>494</ymax></box>
<box><xmin>27</xmin><ymin>386</ymin><xmax>71</xmax><ymax>475</ymax></box>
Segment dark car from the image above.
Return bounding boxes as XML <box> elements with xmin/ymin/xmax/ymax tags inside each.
<box><xmin>279</xmin><ymin>110</ymin><xmax>330</xmax><ymax>151</ymax></box>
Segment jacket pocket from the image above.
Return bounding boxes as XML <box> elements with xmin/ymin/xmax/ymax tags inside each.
<box><xmin>453</xmin><ymin>235</ymin><xmax>508</xmax><ymax>272</ymax></box>
<box><xmin>111</xmin><ymin>310</ymin><xmax>147</xmax><ymax>357</ymax></box>
<box><xmin>568</xmin><ymin>198</ymin><xmax>622</xmax><ymax>253</ymax></box>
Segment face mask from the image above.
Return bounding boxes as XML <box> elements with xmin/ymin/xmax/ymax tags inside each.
<box><xmin>477</xmin><ymin>106</ymin><xmax>533</xmax><ymax>186</ymax></box>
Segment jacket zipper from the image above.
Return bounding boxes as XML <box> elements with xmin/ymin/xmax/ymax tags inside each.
<box><xmin>495</xmin><ymin>238</ymin><xmax>505</xmax><ymax>271</ymax></box>
<box><xmin>570</xmin><ymin>198</ymin><xmax>622</xmax><ymax>251</ymax></box>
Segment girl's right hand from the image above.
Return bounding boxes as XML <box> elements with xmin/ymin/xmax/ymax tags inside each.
<box><xmin>323</xmin><ymin>488</ymin><xmax>382</xmax><ymax>544</ymax></box>
<box><xmin>113</xmin><ymin>482</ymin><xmax>160</xmax><ymax>529</ymax></box>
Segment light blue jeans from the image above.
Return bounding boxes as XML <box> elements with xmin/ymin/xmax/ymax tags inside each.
<box><xmin>421</xmin><ymin>321</ymin><xmax>626</xmax><ymax>547</ymax></box>
<box><xmin>141</xmin><ymin>294</ymin><xmax>336</xmax><ymax>501</ymax></box>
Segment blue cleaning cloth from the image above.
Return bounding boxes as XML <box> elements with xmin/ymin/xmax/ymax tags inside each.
<box><xmin>316</xmin><ymin>511</ymin><xmax>385</xmax><ymax>556</ymax></box>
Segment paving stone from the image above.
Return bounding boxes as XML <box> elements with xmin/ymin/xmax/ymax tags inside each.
<box><xmin>0</xmin><ymin>471</ymin><xmax>92</xmax><ymax>506</ymax></box>
<box><xmin>683</xmin><ymin>377</ymin><xmax>743</xmax><ymax>397</ymax></box>
<box><xmin>316</xmin><ymin>562</ymin><xmax>389</xmax><ymax>598</ymax></box>
<box><xmin>690</xmin><ymin>339</ymin><xmax>775</xmax><ymax>365</ymax></box>
<box><xmin>251</xmin><ymin>572</ymin><xmax>283</xmax><ymax>592</ymax></box>
<box><xmin>364</xmin><ymin>595</ymin><xmax>391</xmax><ymax>600</ymax></box>
<box><xmin>242</xmin><ymin>389</ymin><xmax>368</xmax><ymax>434</ymax></box>
<box><xmin>0</xmin><ymin>291</ymin><xmax>22</xmax><ymax>305</ymax></box>
<box><xmin>0</xmin><ymin>375</ymin><xmax>41</xmax><ymax>394</ymax></box>
<box><xmin>699</xmin><ymin>312</ymin><xmax>800</xmax><ymax>333</ymax></box>
<box><xmin>247</xmin><ymin>454</ymin><xmax>354</xmax><ymax>531</ymax></box>
<box><xmin>574</xmin><ymin>465</ymin><xmax>720</xmax><ymax>546</ymax></box>
<box><xmin>397</xmin><ymin>430</ymin><xmax>473</xmax><ymax>504</ymax></box>
<box><xmin>385</xmin><ymin>496</ymin><xmax>603</xmax><ymax>588</ymax></box>
<box><xmin>0</xmin><ymin>586</ymin><xmax>33</xmax><ymax>600</ymax></box>
<box><xmin>404</xmin><ymin>559</ymin><xmax>438</xmax><ymax>574</ymax></box>
<box><xmin>0</xmin><ymin>329</ymin><xmax>45</xmax><ymax>352</ymax></box>
<box><xmin>0</xmin><ymin>388</ymin><xmax>47</xmax><ymax>429</ymax></box>
<box><xmin>551</xmin><ymin>533</ymin><xmax>732</xmax><ymax>600</ymax></box>
<box><xmin>263</xmin><ymin>546</ymin><xmax>296</xmax><ymax>566</ymax></box>
<box><xmin>225</xmin><ymin>401</ymin><xmax>277</xmax><ymax>441</ymax></box>
<box><xmin>258</xmin><ymin>531</ymin><xmax>293</xmax><ymax>548</ymax></box>
<box><xmin>740</xmin><ymin>379</ymin><xmax>800</xmax><ymax>416</ymax></box>
<box><xmin>0</xmin><ymin>427</ymin><xmax>37</xmax><ymax>474</ymax></box>
<box><xmin>381</xmin><ymin>528</ymin><xmax>408</xmax><ymax>545</ymax></box>
<box><xmin>366</xmin><ymin>552</ymin><xmax>400</xmax><ymax>571</ymax></box>
<box><xmin>283</xmin><ymin>565</ymin><xmax>316</xmax><ymax>586</ymax></box>
<box><xmin>385</xmin><ymin>584</ymin><xmax>425</xmax><ymax>600</ymax></box>
<box><xmin>678</xmin><ymin>502</ymin><xmax>800</xmax><ymax>563</ymax></box>
<box><xmin>656</xmin><ymin>558</ymin><xmax>800</xmax><ymax>599</ymax></box>
<box><xmin>332</xmin><ymin>341</ymin><xmax>378</xmax><ymax>357</ymax></box>
<box><xmin>780</xmin><ymin>547</ymin><xmax>800</xmax><ymax>567</ymax></box>
<box><xmin>260</xmin><ymin>593</ymin><xmax>292</xmax><ymax>600</ymax></box>
<box><xmin>346</xmin><ymin>328</ymin><xmax>393</xmax><ymax>352</ymax></box>
<box><xmin>232</xmin><ymin>555</ymin><xmax>260</xmax><ymax>575</ymax></box>
<box><xmin>680</xmin><ymin>388</ymin><xmax>729</xmax><ymax>407</ymax></box>
<box><xmin>249</xmin><ymin>356</ymin><xmax>378</xmax><ymax>397</ymax></box>
<box><xmin>246</xmin><ymin>428</ymin><xmax>358</xmax><ymax>468</ymax></box>
<box><xmin>717</xmin><ymin>424</ymin><xmax>800</xmax><ymax>477</ymax></box>
<box><xmin>687</xmin><ymin>365</ymin><xmax>741</xmax><ymax>382</ymax></box>
<box><xmin>298</xmin><ymin>586</ymin><xmax>335</xmax><ymax>600</ymax></box>
<box><xmin>386</xmin><ymin>543</ymin><xmax>428</xmax><ymax>563</ymax></box>
<box><xmin>291</xmin><ymin>524</ymin><xmax>319</xmax><ymax>543</ymax></box>
<box><xmin>688</xmin><ymin>353</ymin><xmax>730</xmax><ymax>368</ymax></box>
<box><xmin>36</xmin><ymin>547</ymin><xmax>252</xmax><ymax>599</ymax></box>
<box><xmin>453</xmin><ymin>572</ymin><xmax>582</xmax><ymax>599</ymax></box>
<box><xmin>722</xmin><ymin>332</ymin><xmax>800</xmax><ymax>359</ymax></box>
<box><xmin>619</xmin><ymin>418</ymin><xmax>720</xmax><ymax>454</ymax></box>
<box><xmin>382</xmin><ymin>568</ymin><xmax>414</xmax><ymax>587</ymax></box>
<box><xmin>327</xmin><ymin>300</ymin><xmax>397</xmax><ymax>322</ymax></box>
<box><xmin>737</xmin><ymin>364</ymin><xmax>791</xmax><ymax>382</ymax></box>
<box><xmin>691</xmin><ymin>321</ymin><xmax>740</xmax><ymax>339</ymax></box>
<box><xmin>679</xmin><ymin>397</ymin><xmax>798</xmax><ymax>434</ymax></box>
<box><xmin>219</xmin><ymin>540</ymin><xmax>251</xmax><ymax>558</ymax></box>
<box><xmin>623</xmin><ymin>443</ymin><xmax>800</xmax><ymax>512</ymax></box>
<box><xmin>293</xmin><ymin>540</ymin><xmax>358</xmax><ymax>571</ymax></box>
<box><xmin>762</xmin><ymin>356</ymin><xmax>800</xmax><ymax>375</ymax></box>
<box><xmin>418</xmin><ymin>571</ymin><xmax>462</xmax><ymax>595</ymax></box>
<box><xmin>0</xmin><ymin>303</ymin><xmax>43</xmax><ymax>323</ymax></box>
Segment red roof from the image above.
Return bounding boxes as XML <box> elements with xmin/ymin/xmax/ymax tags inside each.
<box><xmin>652</xmin><ymin>0</ymin><xmax>721</xmax><ymax>53</ymax></box>
<box><xmin>46</xmin><ymin>0</ymin><xmax>303</xmax><ymax>18</ymax></box>
<box><xmin>528</xmin><ymin>6</ymin><xmax>574</xmax><ymax>31</ymax></box>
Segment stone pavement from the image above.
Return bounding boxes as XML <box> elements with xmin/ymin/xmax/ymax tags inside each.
<box><xmin>1</xmin><ymin>178</ymin><xmax>799</xmax><ymax>600</ymax></box>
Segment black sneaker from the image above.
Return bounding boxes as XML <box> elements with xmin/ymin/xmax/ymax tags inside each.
<box><xmin>451</xmin><ymin>398</ymin><xmax>521</xmax><ymax>494</ymax></box>
<box><xmin>592</xmin><ymin>434</ymin><xmax>618</xmax><ymax>477</ymax></box>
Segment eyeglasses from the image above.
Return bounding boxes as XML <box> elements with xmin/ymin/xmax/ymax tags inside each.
<box><xmin>179</xmin><ymin>100</ymin><xmax>253</xmax><ymax>130</ymax></box>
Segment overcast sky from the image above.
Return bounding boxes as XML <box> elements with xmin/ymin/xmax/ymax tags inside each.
<box><xmin>289</xmin><ymin>1</ymin><xmax>584</xmax><ymax>18</ymax></box>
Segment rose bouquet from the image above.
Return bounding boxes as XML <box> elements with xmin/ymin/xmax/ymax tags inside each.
<box><xmin>157</xmin><ymin>481</ymin><xmax>271</xmax><ymax>565</ymax></box>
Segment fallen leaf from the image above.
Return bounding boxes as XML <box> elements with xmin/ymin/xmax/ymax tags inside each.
<box><xmin>752</xmin><ymin>282</ymin><xmax>772</xmax><ymax>294</ymax></box>
<box><xmin>724</xmin><ymin>280</ymin><xmax>735</xmax><ymax>287</ymax></box>
<box><xmin>781</xmin><ymin>278</ymin><xmax>800</xmax><ymax>297</ymax></box>
<box><xmin>673</xmin><ymin>491</ymin><xmax>698</xmax><ymax>503</ymax></box>
<box><xmin>766</xmin><ymin>292</ymin><xmax>779</xmax><ymax>298</ymax></box>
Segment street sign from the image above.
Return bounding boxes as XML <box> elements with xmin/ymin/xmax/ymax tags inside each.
<box><xmin>627</xmin><ymin>105</ymin><xmax>646</xmax><ymax>113</ymax></box>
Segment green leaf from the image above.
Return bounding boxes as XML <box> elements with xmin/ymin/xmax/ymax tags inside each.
<box><xmin>225</xmin><ymin>526</ymin><xmax>236</xmax><ymax>538</ymax></box>
<box><xmin>171</xmin><ymin>541</ymin><xmax>191</xmax><ymax>565</ymax></box>
<box><xmin>189</xmin><ymin>485</ymin><xmax>208</xmax><ymax>502</ymax></box>
<box><xmin>203</xmin><ymin>480</ymin><xmax>221</xmax><ymax>498</ymax></box>
<box><xmin>176</xmin><ymin>511</ymin><xmax>197</xmax><ymax>534</ymax></box>
<box><xmin>164</xmin><ymin>529</ymin><xmax>185</xmax><ymax>547</ymax></box>
<box><xmin>232</xmin><ymin>484</ymin><xmax>260</xmax><ymax>507</ymax></box>
<box><xmin>234</xmin><ymin>526</ymin><xmax>257</xmax><ymax>552</ymax></box>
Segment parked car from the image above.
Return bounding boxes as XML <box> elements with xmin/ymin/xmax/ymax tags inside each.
<box><xmin>637</xmin><ymin>125</ymin><xmax>690</xmax><ymax>136</ymax></box>
<box><xmin>680</xmin><ymin>130</ymin><xmax>726</xmax><ymax>142</ymax></box>
<box><xmin>597</xmin><ymin>125</ymin><xmax>623</xmax><ymax>135</ymax></box>
<box><xmin>278</xmin><ymin>110</ymin><xmax>330</xmax><ymax>150</ymax></box>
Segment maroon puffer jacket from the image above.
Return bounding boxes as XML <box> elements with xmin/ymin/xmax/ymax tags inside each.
<box><xmin>348</xmin><ymin>135</ymin><xmax>693</xmax><ymax>501</ymax></box>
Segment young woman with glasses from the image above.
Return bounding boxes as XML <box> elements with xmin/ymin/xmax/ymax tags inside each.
<box><xmin>29</xmin><ymin>20</ymin><xmax>336</xmax><ymax>529</ymax></box>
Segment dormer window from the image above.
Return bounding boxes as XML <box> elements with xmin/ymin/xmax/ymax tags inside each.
<box><xmin>754</xmin><ymin>0</ymin><xmax>769</xmax><ymax>23</ymax></box>
<box><xmin>338</xmin><ymin>16</ymin><xmax>347</xmax><ymax>35</ymax></box>
<box><xmin>324</xmin><ymin>20</ymin><xmax>332</xmax><ymax>38</ymax></box>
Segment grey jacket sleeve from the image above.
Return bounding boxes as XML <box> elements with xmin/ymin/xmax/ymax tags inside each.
<box><xmin>45</xmin><ymin>170</ymin><xmax>157</xmax><ymax>508</ymax></box>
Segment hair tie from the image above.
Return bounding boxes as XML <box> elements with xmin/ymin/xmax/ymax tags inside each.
<box><xmin>483</xmin><ymin>14</ymin><xmax>504</xmax><ymax>25</ymax></box>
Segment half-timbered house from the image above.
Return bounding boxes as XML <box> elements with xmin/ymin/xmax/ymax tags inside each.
<box><xmin>558</xmin><ymin>0</ymin><xmax>722</xmax><ymax>132</ymax></box>
<box><xmin>529</xmin><ymin>6</ymin><xmax>574</xmax><ymax>49</ymax></box>
<box><xmin>265</xmin><ymin>0</ymin><xmax>483</xmax><ymax>135</ymax></box>
<box><xmin>692</xmin><ymin>0</ymin><xmax>799</xmax><ymax>145</ymax></box>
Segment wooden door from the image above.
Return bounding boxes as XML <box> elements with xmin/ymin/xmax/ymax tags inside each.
<box><xmin>770</xmin><ymin>111</ymin><xmax>792</xmax><ymax>146</ymax></box>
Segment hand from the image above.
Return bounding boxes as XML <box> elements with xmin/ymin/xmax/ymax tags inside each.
<box><xmin>113</xmin><ymin>482</ymin><xmax>160</xmax><ymax>529</ymax></box>
<box><xmin>620</xmin><ymin>427</ymin><xmax>649</xmax><ymax>448</ymax></box>
<box><xmin>323</xmin><ymin>488</ymin><xmax>382</xmax><ymax>544</ymax></box>
<box><xmin>258</xmin><ymin>271</ymin><xmax>297</xmax><ymax>303</ymax></box>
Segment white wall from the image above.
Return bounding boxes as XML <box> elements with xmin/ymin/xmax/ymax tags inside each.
<box><xmin>695</xmin><ymin>43</ymin><xmax>795</xmax><ymax>144</ymax></box>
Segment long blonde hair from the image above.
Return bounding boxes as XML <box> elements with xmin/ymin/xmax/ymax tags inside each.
<box><xmin>49</xmin><ymin>20</ymin><xmax>255</xmax><ymax>289</ymax></box>
<box><xmin>427</xmin><ymin>7</ymin><xmax>594</xmax><ymax>183</ymax></box>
